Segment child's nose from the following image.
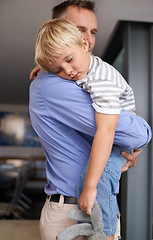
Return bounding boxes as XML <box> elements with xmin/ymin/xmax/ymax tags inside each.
<box><xmin>64</xmin><ymin>65</ymin><xmax>73</xmax><ymax>76</ymax></box>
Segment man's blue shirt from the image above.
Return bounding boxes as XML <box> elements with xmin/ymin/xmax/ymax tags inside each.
<box><xmin>29</xmin><ymin>70</ymin><xmax>151</xmax><ymax>197</ymax></box>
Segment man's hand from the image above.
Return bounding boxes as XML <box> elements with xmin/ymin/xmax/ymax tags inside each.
<box><xmin>30</xmin><ymin>66</ymin><xmax>41</xmax><ymax>80</ymax></box>
<box><xmin>121</xmin><ymin>148</ymin><xmax>142</xmax><ymax>173</ymax></box>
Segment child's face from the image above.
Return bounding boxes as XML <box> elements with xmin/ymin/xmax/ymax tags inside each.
<box><xmin>46</xmin><ymin>39</ymin><xmax>90</xmax><ymax>81</ymax></box>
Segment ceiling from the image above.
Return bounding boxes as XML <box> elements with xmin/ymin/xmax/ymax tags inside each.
<box><xmin>0</xmin><ymin>0</ymin><xmax>153</xmax><ymax>106</ymax></box>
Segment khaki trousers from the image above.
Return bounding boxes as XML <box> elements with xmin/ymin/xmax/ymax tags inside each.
<box><xmin>39</xmin><ymin>195</ymin><xmax>121</xmax><ymax>240</ymax></box>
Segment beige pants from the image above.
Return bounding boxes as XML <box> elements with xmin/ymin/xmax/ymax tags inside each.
<box><xmin>40</xmin><ymin>195</ymin><xmax>121</xmax><ymax>240</ymax></box>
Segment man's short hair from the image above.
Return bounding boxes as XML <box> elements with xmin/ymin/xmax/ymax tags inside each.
<box><xmin>35</xmin><ymin>19</ymin><xmax>83</xmax><ymax>72</ymax></box>
<box><xmin>52</xmin><ymin>0</ymin><xmax>96</xmax><ymax>19</ymax></box>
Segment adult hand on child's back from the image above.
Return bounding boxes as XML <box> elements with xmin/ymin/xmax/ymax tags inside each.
<box><xmin>30</xmin><ymin>66</ymin><xmax>41</xmax><ymax>80</ymax></box>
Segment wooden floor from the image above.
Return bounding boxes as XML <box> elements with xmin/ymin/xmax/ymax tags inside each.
<box><xmin>0</xmin><ymin>220</ymin><xmax>41</xmax><ymax>240</ymax></box>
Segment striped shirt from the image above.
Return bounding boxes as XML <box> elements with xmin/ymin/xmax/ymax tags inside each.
<box><xmin>76</xmin><ymin>54</ymin><xmax>136</xmax><ymax>114</ymax></box>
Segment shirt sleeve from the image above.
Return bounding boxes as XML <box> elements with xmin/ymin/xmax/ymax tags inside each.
<box><xmin>115</xmin><ymin>110</ymin><xmax>152</xmax><ymax>149</ymax></box>
<box><xmin>91</xmin><ymin>81</ymin><xmax>122</xmax><ymax>115</ymax></box>
<box><xmin>87</xmin><ymin>73</ymin><xmax>123</xmax><ymax>115</ymax></box>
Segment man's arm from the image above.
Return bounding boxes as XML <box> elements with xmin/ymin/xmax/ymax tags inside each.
<box><xmin>114</xmin><ymin>110</ymin><xmax>151</xmax><ymax>150</ymax></box>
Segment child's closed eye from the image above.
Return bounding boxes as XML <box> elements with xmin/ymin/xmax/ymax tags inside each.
<box><xmin>53</xmin><ymin>68</ymin><xmax>62</xmax><ymax>74</ymax></box>
<box><xmin>66</xmin><ymin>56</ymin><xmax>72</xmax><ymax>63</ymax></box>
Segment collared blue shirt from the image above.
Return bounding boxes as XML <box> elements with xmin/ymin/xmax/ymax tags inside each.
<box><xmin>29</xmin><ymin>70</ymin><xmax>151</xmax><ymax>197</ymax></box>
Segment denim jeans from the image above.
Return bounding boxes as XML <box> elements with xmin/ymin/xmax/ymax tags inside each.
<box><xmin>77</xmin><ymin>145</ymin><xmax>128</xmax><ymax>237</ymax></box>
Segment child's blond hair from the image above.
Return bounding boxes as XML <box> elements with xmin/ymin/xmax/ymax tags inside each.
<box><xmin>35</xmin><ymin>19</ymin><xmax>83</xmax><ymax>72</ymax></box>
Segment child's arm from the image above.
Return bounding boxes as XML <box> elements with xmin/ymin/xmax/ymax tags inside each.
<box><xmin>78</xmin><ymin>111</ymin><xmax>119</xmax><ymax>215</ymax></box>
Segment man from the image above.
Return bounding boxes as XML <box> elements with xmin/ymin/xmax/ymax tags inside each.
<box><xmin>29</xmin><ymin>1</ymin><xmax>141</xmax><ymax>240</ymax></box>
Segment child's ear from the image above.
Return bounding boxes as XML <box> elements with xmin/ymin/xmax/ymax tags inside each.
<box><xmin>82</xmin><ymin>37</ymin><xmax>89</xmax><ymax>52</ymax></box>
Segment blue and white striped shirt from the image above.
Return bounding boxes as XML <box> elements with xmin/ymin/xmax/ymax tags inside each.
<box><xmin>77</xmin><ymin>55</ymin><xmax>136</xmax><ymax>114</ymax></box>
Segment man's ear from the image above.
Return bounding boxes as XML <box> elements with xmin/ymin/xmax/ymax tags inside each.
<box><xmin>82</xmin><ymin>37</ymin><xmax>89</xmax><ymax>52</ymax></box>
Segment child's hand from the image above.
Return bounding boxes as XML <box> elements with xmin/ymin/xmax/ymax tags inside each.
<box><xmin>78</xmin><ymin>186</ymin><xmax>97</xmax><ymax>215</ymax></box>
